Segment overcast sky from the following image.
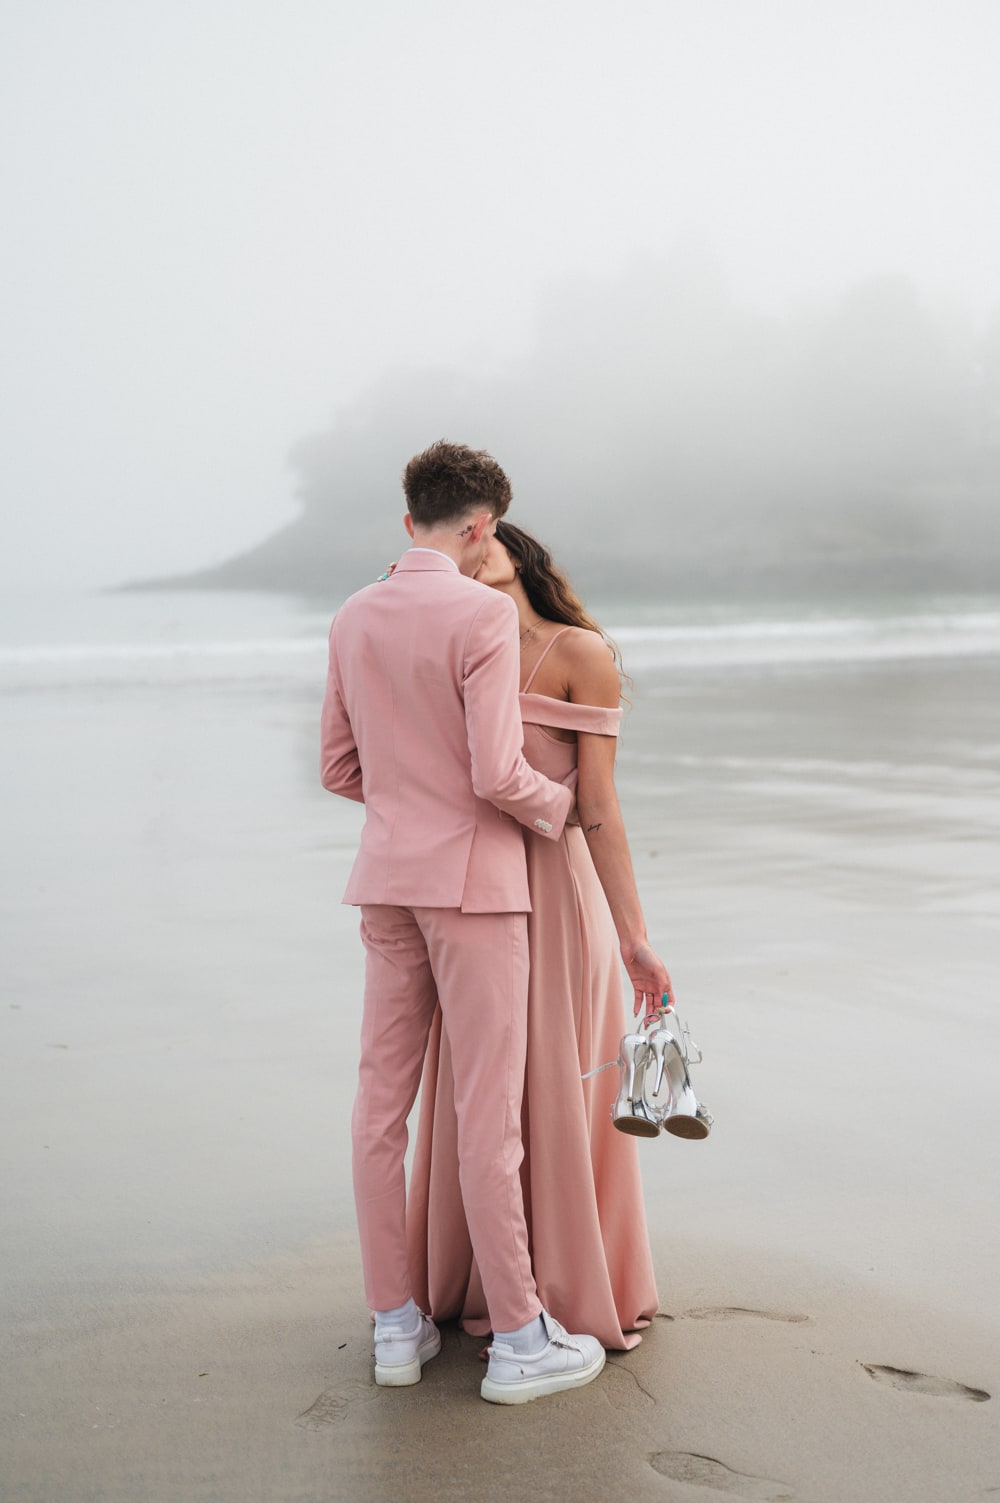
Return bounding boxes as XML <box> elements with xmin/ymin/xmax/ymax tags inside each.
<box><xmin>2</xmin><ymin>0</ymin><xmax>998</xmax><ymax>589</ymax></box>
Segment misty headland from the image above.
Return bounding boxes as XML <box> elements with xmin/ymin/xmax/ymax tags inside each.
<box><xmin>137</xmin><ymin>254</ymin><xmax>1000</xmax><ymax>603</ymax></box>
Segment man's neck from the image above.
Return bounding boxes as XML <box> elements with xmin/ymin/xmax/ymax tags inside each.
<box><xmin>409</xmin><ymin>528</ymin><xmax>470</xmax><ymax>574</ymax></box>
<box><xmin>408</xmin><ymin>545</ymin><xmax>458</xmax><ymax>570</ymax></box>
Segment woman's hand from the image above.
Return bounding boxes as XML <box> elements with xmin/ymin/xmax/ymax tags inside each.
<box><xmin>622</xmin><ymin>940</ymin><xmax>673</xmax><ymax>1019</ymax></box>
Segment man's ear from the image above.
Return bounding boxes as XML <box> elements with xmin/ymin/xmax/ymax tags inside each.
<box><xmin>470</xmin><ymin>511</ymin><xmax>493</xmax><ymax>544</ymax></box>
<box><xmin>403</xmin><ymin>513</ymin><xmax>415</xmax><ymax>538</ymax></box>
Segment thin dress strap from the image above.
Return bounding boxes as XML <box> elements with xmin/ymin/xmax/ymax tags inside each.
<box><xmin>521</xmin><ymin>626</ymin><xmax>573</xmax><ymax>691</ymax></box>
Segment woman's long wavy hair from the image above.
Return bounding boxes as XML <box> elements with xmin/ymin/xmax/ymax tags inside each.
<box><xmin>494</xmin><ymin>520</ymin><xmax>627</xmax><ymax>688</ymax></box>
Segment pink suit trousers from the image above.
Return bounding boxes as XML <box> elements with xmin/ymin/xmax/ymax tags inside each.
<box><xmin>353</xmin><ymin>903</ymin><xmax>541</xmax><ymax>1334</ymax></box>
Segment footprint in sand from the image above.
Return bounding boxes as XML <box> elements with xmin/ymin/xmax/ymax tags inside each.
<box><xmin>862</xmin><ymin>1365</ymin><xmax>990</xmax><ymax>1402</ymax></box>
<box><xmin>648</xmin><ymin>1451</ymin><xmax>794</xmax><ymax>1500</ymax></box>
<box><xmin>602</xmin><ymin>1361</ymin><xmax>657</xmax><ymax>1408</ymax></box>
<box><xmin>685</xmin><ymin>1306</ymin><xmax>810</xmax><ymax>1325</ymax></box>
<box><xmin>296</xmin><ymin>1381</ymin><xmax>375</xmax><ymax>1429</ymax></box>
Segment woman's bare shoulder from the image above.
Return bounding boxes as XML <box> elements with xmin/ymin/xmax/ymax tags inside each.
<box><xmin>552</xmin><ymin>624</ymin><xmax>615</xmax><ymax>663</ymax></box>
<box><xmin>551</xmin><ymin>626</ymin><xmax>620</xmax><ymax>705</ymax></box>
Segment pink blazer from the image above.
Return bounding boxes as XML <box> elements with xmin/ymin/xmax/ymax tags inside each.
<box><xmin>320</xmin><ymin>549</ymin><xmax>574</xmax><ymax>913</ymax></box>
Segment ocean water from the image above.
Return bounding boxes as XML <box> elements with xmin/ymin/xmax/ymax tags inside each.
<box><xmin>2</xmin><ymin>586</ymin><xmax>999</xmax><ymax>690</ymax></box>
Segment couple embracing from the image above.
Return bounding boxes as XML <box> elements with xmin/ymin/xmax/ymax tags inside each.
<box><xmin>321</xmin><ymin>440</ymin><xmax>669</xmax><ymax>1404</ymax></box>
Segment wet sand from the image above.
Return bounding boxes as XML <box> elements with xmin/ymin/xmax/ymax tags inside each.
<box><xmin>3</xmin><ymin>648</ymin><xmax>999</xmax><ymax>1502</ymax></box>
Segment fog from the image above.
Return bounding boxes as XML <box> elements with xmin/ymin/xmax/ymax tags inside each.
<box><xmin>2</xmin><ymin>0</ymin><xmax>998</xmax><ymax>592</ymax></box>
<box><xmin>206</xmin><ymin>260</ymin><xmax>998</xmax><ymax>597</ymax></box>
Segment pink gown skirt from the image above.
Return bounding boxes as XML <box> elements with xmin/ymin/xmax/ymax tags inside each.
<box><xmin>406</xmin><ymin>705</ymin><xmax>659</xmax><ymax>1349</ymax></box>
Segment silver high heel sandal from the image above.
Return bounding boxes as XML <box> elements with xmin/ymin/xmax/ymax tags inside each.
<box><xmin>610</xmin><ymin>1031</ymin><xmax>662</xmax><ymax>1138</ymax></box>
<box><xmin>588</xmin><ymin>997</ymin><xmax>715</xmax><ymax>1141</ymax></box>
<box><xmin>643</xmin><ymin>1014</ymin><xmax>714</xmax><ymax>1139</ymax></box>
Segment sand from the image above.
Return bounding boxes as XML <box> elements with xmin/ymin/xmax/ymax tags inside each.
<box><xmin>3</xmin><ymin>640</ymin><xmax>999</xmax><ymax>1502</ymax></box>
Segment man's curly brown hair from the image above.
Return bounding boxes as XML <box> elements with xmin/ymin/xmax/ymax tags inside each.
<box><xmin>402</xmin><ymin>440</ymin><xmax>512</xmax><ymax>528</ymax></box>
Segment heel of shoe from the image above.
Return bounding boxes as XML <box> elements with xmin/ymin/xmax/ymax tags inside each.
<box><xmin>375</xmin><ymin>1356</ymin><xmax>423</xmax><ymax>1386</ymax></box>
<box><xmin>657</xmin><ymin>1031</ymin><xmax>713</xmax><ymax>1139</ymax></box>
<box><xmin>373</xmin><ymin>1321</ymin><xmax>442</xmax><ymax>1386</ymax></box>
<box><xmin>611</xmin><ymin>1034</ymin><xmax>661</xmax><ymax>1138</ymax></box>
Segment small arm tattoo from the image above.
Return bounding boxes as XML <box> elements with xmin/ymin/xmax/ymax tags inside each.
<box><xmin>586</xmin><ymin>822</ymin><xmax>603</xmax><ymax>833</ymax></box>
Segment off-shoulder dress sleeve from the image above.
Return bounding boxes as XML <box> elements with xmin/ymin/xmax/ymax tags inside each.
<box><xmin>518</xmin><ymin>693</ymin><xmax>622</xmax><ymax>736</ymax></box>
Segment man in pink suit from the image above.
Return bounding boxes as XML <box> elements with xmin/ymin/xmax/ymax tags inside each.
<box><xmin>321</xmin><ymin>441</ymin><xmax>606</xmax><ymax>1404</ymax></box>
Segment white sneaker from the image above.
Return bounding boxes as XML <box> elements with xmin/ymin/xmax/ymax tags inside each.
<box><xmin>373</xmin><ymin>1311</ymin><xmax>442</xmax><ymax>1387</ymax></box>
<box><xmin>480</xmin><ymin>1309</ymin><xmax>605</xmax><ymax>1404</ymax></box>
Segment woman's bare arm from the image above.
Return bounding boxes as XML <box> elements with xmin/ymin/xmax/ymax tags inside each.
<box><xmin>560</xmin><ymin>631</ymin><xmax>673</xmax><ymax>1017</ymax></box>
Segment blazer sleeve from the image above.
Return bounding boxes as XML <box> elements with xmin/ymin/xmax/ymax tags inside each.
<box><xmin>319</xmin><ymin>621</ymin><xmax>364</xmax><ymax>803</ymax></box>
<box><xmin>463</xmin><ymin>593</ymin><xmax>573</xmax><ymax>840</ymax></box>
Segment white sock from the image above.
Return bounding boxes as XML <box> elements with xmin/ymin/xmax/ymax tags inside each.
<box><xmin>374</xmin><ymin>1298</ymin><xmax>419</xmax><ymax>1335</ymax></box>
<box><xmin>494</xmin><ymin>1314</ymin><xmax>548</xmax><ymax>1356</ymax></box>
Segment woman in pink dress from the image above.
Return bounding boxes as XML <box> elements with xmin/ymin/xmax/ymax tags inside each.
<box><xmin>406</xmin><ymin>521</ymin><xmax>672</xmax><ymax>1350</ymax></box>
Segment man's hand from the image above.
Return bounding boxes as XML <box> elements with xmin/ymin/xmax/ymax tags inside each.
<box><xmin>622</xmin><ymin>940</ymin><xmax>673</xmax><ymax>1020</ymax></box>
